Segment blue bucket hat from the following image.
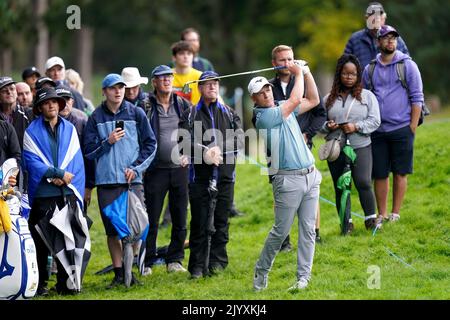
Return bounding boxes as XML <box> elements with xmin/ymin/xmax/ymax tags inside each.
<box><xmin>199</xmin><ymin>71</ymin><xmax>220</xmax><ymax>83</ymax></box>
<box><xmin>151</xmin><ymin>65</ymin><xmax>173</xmax><ymax>78</ymax></box>
<box><xmin>102</xmin><ymin>73</ymin><xmax>126</xmax><ymax>89</ymax></box>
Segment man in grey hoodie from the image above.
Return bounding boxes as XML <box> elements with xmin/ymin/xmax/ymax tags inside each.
<box><xmin>362</xmin><ymin>25</ymin><xmax>424</xmax><ymax>226</ymax></box>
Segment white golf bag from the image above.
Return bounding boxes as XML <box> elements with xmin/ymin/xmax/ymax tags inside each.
<box><xmin>0</xmin><ymin>159</ymin><xmax>39</xmax><ymax>300</ymax></box>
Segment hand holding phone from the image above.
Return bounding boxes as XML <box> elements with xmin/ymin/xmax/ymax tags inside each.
<box><xmin>108</xmin><ymin>120</ymin><xmax>125</xmax><ymax>144</ymax></box>
<box><xmin>116</xmin><ymin>120</ymin><xmax>124</xmax><ymax>131</ymax></box>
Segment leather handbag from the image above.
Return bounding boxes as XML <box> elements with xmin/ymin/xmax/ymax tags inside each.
<box><xmin>319</xmin><ymin>97</ymin><xmax>356</xmax><ymax>162</ymax></box>
<box><xmin>318</xmin><ymin>137</ymin><xmax>341</xmax><ymax>162</ymax></box>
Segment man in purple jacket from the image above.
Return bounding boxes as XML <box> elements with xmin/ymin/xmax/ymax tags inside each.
<box><xmin>362</xmin><ymin>25</ymin><xmax>424</xmax><ymax>226</ymax></box>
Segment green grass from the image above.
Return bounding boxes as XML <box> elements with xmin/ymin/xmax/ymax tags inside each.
<box><xmin>39</xmin><ymin>116</ymin><xmax>450</xmax><ymax>300</ymax></box>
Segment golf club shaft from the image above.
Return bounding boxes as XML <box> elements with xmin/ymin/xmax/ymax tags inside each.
<box><xmin>185</xmin><ymin>66</ymin><xmax>286</xmax><ymax>87</ymax></box>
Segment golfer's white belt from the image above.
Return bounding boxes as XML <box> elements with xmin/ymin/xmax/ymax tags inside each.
<box><xmin>274</xmin><ymin>166</ymin><xmax>315</xmax><ymax>176</ymax></box>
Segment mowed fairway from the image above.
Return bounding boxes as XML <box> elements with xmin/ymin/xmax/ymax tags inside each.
<box><xmin>39</xmin><ymin>116</ymin><xmax>449</xmax><ymax>300</ymax></box>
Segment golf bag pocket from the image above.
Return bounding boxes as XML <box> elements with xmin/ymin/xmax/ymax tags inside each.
<box><xmin>0</xmin><ymin>195</ymin><xmax>39</xmax><ymax>300</ymax></box>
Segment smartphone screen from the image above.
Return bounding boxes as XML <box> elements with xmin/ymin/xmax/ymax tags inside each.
<box><xmin>116</xmin><ymin>120</ymin><xmax>124</xmax><ymax>130</ymax></box>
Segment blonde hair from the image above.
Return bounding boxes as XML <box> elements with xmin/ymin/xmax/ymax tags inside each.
<box><xmin>65</xmin><ymin>68</ymin><xmax>84</xmax><ymax>94</ymax></box>
<box><xmin>271</xmin><ymin>45</ymin><xmax>293</xmax><ymax>60</ymax></box>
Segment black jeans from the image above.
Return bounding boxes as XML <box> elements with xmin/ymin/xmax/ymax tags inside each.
<box><xmin>327</xmin><ymin>145</ymin><xmax>376</xmax><ymax>217</ymax></box>
<box><xmin>29</xmin><ymin>195</ymin><xmax>77</xmax><ymax>290</ymax></box>
<box><xmin>144</xmin><ymin>167</ymin><xmax>188</xmax><ymax>265</ymax></box>
<box><xmin>188</xmin><ymin>181</ymin><xmax>233</xmax><ymax>274</ymax></box>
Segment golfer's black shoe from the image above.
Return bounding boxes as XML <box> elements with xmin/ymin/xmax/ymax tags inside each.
<box><xmin>341</xmin><ymin>222</ymin><xmax>354</xmax><ymax>235</ymax></box>
<box><xmin>347</xmin><ymin>222</ymin><xmax>354</xmax><ymax>235</ymax></box>
<box><xmin>315</xmin><ymin>229</ymin><xmax>321</xmax><ymax>243</ymax></box>
<box><xmin>209</xmin><ymin>264</ymin><xmax>225</xmax><ymax>275</ymax></box>
<box><xmin>365</xmin><ymin>218</ymin><xmax>377</xmax><ymax>230</ymax></box>
<box><xmin>229</xmin><ymin>207</ymin><xmax>244</xmax><ymax>218</ymax></box>
<box><xmin>107</xmin><ymin>275</ymin><xmax>124</xmax><ymax>289</ymax></box>
<box><xmin>53</xmin><ymin>285</ymin><xmax>78</xmax><ymax>296</ymax></box>
<box><xmin>190</xmin><ymin>270</ymin><xmax>203</xmax><ymax>279</ymax></box>
<box><xmin>36</xmin><ymin>285</ymin><xmax>49</xmax><ymax>297</ymax></box>
<box><xmin>280</xmin><ymin>242</ymin><xmax>292</xmax><ymax>252</ymax></box>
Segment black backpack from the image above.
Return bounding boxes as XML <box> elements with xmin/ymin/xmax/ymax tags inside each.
<box><xmin>368</xmin><ymin>59</ymin><xmax>430</xmax><ymax>125</ymax></box>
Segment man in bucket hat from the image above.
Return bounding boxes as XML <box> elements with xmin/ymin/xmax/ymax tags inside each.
<box><xmin>250</xmin><ymin>61</ymin><xmax>321</xmax><ymax>292</ymax></box>
<box><xmin>23</xmin><ymin>86</ymin><xmax>85</xmax><ymax>296</ymax></box>
<box><xmin>121</xmin><ymin>67</ymin><xmax>150</xmax><ymax>111</ymax></box>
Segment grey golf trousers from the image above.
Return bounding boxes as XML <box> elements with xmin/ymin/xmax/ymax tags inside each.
<box><xmin>255</xmin><ymin>168</ymin><xmax>321</xmax><ymax>281</ymax></box>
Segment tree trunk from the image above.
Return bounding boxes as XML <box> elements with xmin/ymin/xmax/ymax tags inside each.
<box><xmin>34</xmin><ymin>0</ymin><xmax>49</xmax><ymax>73</ymax></box>
<box><xmin>75</xmin><ymin>26</ymin><xmax>94</xmax><ymax>100</ymax></box>
<box><xmin>0</xmin><ymin>49</ymin><xmax>13</xmax><ymax>75</ymax></box>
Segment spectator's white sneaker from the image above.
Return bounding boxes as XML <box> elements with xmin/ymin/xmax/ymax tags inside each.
<box><xmin>288</xmin><ymin>278</ymin><xmax>309</xmax><ymax>292</ymax></box>
<box><xmin>142</xmin><ymin>266</ymin><xmax>152</xmax><ymax>276</ymax></box>
<box><xmin>253</xmin><ymin>270</ymin><xmax>268</xmax><ymax>291</ymax></box>
<box><xmin>167</xmin><ymin>262</ymin><xmax>187</xmax><ymax>273</ymax></box>
<box><xmin>389</xmin><ymin>213</ymin><xmax>400</xmax><ymax>222</ymax></box>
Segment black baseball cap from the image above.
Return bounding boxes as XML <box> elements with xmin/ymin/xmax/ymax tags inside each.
<box><xmin>35</xmin><ymin>77</ymin><xmax>57</xmax><ymax>90</ymax></box>
<box><xmin>0</xmin><ymin>76</ymin><xmax>16</xmax><ymax>90</ymax></box>
<box><xmin>22</xmin><ymin>66</ymin><xmax>41</xmax><ymax>81</ymax></box>
<box><xmin>55</xmin><ymin>85</ymin><xmax>74</xmax><ymax>100</ymax></box>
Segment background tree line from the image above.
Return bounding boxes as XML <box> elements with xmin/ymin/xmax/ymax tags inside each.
<box><xmin>1</xmin><ymin>0</ymin><xmax>448</xmax><ymax>107</ymax></box>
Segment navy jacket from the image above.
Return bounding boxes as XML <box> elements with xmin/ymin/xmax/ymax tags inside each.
<box><xmin>83</xmin><ymin>100</ymin><xmax>157</xmax><ymax>185</ymax></box>
<box><xmin>344</xmin><ymin>28</ymin><xmax>409</xmax><ymax>68</ymax></box>
<box><xmin>0</xmin><ymin>120</ymin><xmax>21</xmax><ymax>166</ymax></box>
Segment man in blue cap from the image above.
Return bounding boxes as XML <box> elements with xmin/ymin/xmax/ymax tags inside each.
<box><xmin>83</xmin><ymin>73</ymin><xmax>157</xmax><ymax>287</ymax></box>
<box><xmin>179</xmin><ymin>71</ymin><xmax>244</xmax><ymax>279</ymax></box>
<box><xmin>142</xmin><ymin>65</ymin><xmax>191</xmax><ymax>275</ymax></box>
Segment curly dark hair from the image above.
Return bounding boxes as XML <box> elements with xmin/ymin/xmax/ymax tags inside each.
<box><xmin>325</xmin><ymin>54</ymin><xmax>363</xmax><ymax>109</ymax></box>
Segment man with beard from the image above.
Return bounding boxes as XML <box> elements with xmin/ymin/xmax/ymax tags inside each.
<box><xmin>362</xmin><ymin>25</ymin><xmax>424</xmax><ymax>227</ymax></box>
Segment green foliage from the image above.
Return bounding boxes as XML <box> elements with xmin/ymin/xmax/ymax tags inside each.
<box><xmin>4</xmin><ymin>0</ymin><xmax>449</xmax><ymax>102</ymax></box>
<box><xmin>37</xmin><ymin>116</ymin><xmax>450</xmax><ymax>300</ymax></box>
<box><xmin>297</xmin><ymin>9</ymin><xmax>362</xmax><ymax>72</ymax></box>
<box><xmin>0</xmin><ymin>0</ymin><xmax>30</xmax><ymax>47</ymax></box>
<box><xmin>386</xmin><ymin>0</ymin><xmax>450</xmax><ymax>100</ymax></box>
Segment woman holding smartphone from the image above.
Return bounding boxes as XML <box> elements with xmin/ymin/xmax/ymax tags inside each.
<box><xmin>321</xmin><ymin>54</ymin><xmax>381</xmax><ymax>232</ymax></box>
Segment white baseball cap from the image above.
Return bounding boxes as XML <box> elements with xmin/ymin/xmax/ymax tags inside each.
<box><xmin>45</xmin><ymin>56</ymin><xmax>65</xmax><ymax>70</ymax></box>
<box><xmin>121</xmin><ymin>67</ymin><xmax>148</xmax><ymax>88</ymax></box>
<box><xmin>248</xmin><ymin>76</ymin><xmax>273</xmax><ymax>95</ymax></box>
